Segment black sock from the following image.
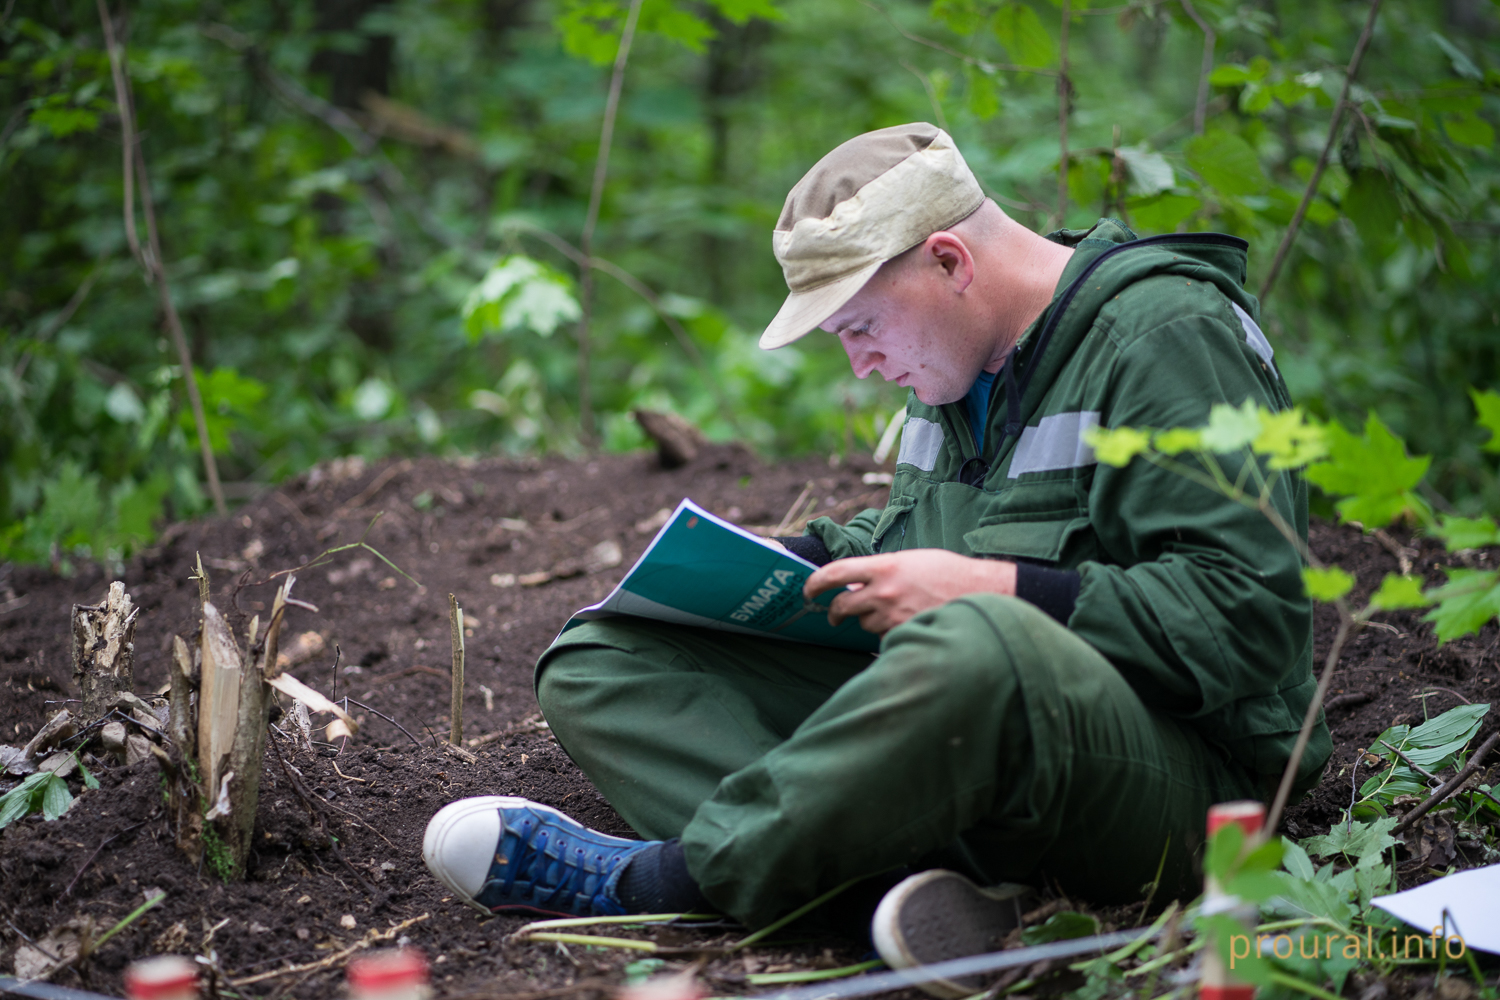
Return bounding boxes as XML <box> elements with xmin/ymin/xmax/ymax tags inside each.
<box><xmin>616</xmin><ymin>839</ymin><xmax>710</xmax><ymax>914</ymax></box>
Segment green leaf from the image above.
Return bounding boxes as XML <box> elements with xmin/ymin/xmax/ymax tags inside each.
<box><xmin>77</xmin><ymin>757</ymin><xmax>99</xmax><ymax>791</ymax></box>
<box><xmin>1436</xmin><ymin>514</ymin><xmax>1500</xmax><ymax>550</ymax></box>
<box><xmin>1184</xmin><ymin>130</ymin><xmax>1267</xmax><ymax>197</ymax></box>
<box><xmin>1209</xmin><ymin>64</ymin><xmax>1255</xmax><ymax>86</ymax></box>
<box><xmin>1117</xmin><ymin>146</ymin><xmax>1174</xmax><ymax>197</ymax></box>
<box><xmin>705</xmin><ymin>0</ymin><xmax>781</xmax><ymax>25</ymax></box>
<box><xmin>1405</xmin><ymin>703</ymin><xmax>1489</xmax><ymax>753</ymax></box>
<box><xmin>1252</xmin><ymin>407</ymin><xmax>1327</xmax><ymax>469</ymax></box>
<box><xmin>1443</xmin><ymin>111</ymin><xmax>1494</xmax><ymax>149</ymax></box>
<box><xmin>623</xmin><ymin>958</ymin><xmax>667</xmax><ymax>985</ymax></box>
<box><xmin>1423</xmin><ymin>568</ymin><xmax>1500</xmax><ymax>642</ymax></box>
<box><xmin>1020</xmin><ymin>911</ymin><xmax>1098</xmax><ymax>945</ymax></box>
<box><xmin>1301</xmin><ymin>816</ymin><xmax>1398</xmax><ymax>865</ymax></box>
<box><xmin>1431</xmin><ymin>32</ymin><xmax>1483</xmax><ymax>80</ymax></box>
<box><xmin>1128</xmin><ymin>193</ymin><xmax>1201</xmax><ymax>234</ymax></box>
<box><xmin>1342</xmin><ymin>169</ymin><xmax>1401</xmax><ymax>247</ymax></box>
<box><xmin>1086</xmin><ymin>426</ymin><xmax>1151</xmax><ymax>467</ymax></box>
<box><xmin>1367</xmin><ymin>573</ymin><xmax>1431</xmax><ymax>610</ymax></box>
<box><xmin>1200</xmin><ymin>399</ymin><xmax>1262</xmax><ymax>452</ymax></box>
<box><xmin>965</xmin><ymin>65</ymin><xmax>1001</xmax><ymax>120</ymax></box>
<box><xmin>1203</xmin><ymin>821</ymin><xmax>1245</xmax><ymax>882</ymax></box>
<box><xmin>40</xmin><ymin>773</ymin><xmax>72</xmax><ymax>821</ymax></box>
<box><xmin>1303</xmin><ymin>566</ymin><xmax>1354</xmax><ymax>602</ymax></box>
<box><xmin>1280</xmin><ymin>837</ymin><xmax>1315</xmax><ymax>880</ymax></box>
<box><xmin>462</xmin><ymin>256</ymin><xmax>581</xmax><ymax>340</ymax></box>
<box><xmin>1302</xmin><ymin>414</ymin><xmax>1430</xmax><ymax>528</ymax></box>
<box><xmin>991</xmin><ymin>4</ymin><xmax>1055</xmax><ymax>68</ymax></box>
<box><xmin>1470</xmin><ymin>387</ymin><xmax>1500</xmax><ymax>453</ymax></box>
<box><xmin>1153</xmin><ymin>427</ymin><xmax>1203</xmax><ymax>455</ymax></box>
<box><xmin>0</xmin><ymin>772</ymin><xmax>53</xmax><ymax>829</ymax></box>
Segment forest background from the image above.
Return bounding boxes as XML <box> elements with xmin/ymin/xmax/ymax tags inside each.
<box><xmin>3</xmin><ymin>0</ymin><xmax>1499</xmax><ymax>570</ymax></box>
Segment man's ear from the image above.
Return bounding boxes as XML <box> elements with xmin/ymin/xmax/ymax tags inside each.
<box><xmin>923</xmin><ymin>232</ymin><xmax>976</xmax><ymax>293</ymax></box>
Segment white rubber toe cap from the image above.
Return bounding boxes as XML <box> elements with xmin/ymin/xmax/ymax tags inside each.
<box><xmin>423</xmin><ymin>796</ymin><xmax>506</xmax><ymax>905</ymax></box>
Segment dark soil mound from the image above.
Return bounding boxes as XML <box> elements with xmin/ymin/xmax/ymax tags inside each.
<box><xmin>1</xmin><ymin>449</ymin><xmax>1496</xmax><ymax>999</ymax></box>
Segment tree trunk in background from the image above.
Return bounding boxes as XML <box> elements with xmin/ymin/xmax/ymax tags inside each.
<box><xmin>701</xmin><ymin>17</ymin><xmax>769</xmax><ymax>305</ymax></box>
<box><xmin>310</xmin><ymin>0</ymin><xmax>393</xmax><ymax>108</ymax></box>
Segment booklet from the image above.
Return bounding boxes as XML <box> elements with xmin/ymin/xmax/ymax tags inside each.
<box><xmin>560</xmin><ymin>499</ymin><xmax>881</xmax><ymax>652</ymax></box>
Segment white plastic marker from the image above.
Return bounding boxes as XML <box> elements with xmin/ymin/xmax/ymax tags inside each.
<box><xmin>1372</xmin><ymin>864</ymin><xmax>1500</xmax><ymax>955</ymax></box>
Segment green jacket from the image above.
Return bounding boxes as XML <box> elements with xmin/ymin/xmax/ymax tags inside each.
<box><xmin>809</xmin><ymin>219</ymin><xmax>1330</xmax><ymax>794</ymax></box>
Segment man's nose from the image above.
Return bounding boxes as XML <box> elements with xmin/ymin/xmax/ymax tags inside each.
<box><xmin>844</xmin><ymin>345</ymin><xmax>882</xmax><ymax>380</ymax></box>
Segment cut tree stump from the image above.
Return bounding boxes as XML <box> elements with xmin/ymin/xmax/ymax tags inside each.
<box><xmin>71</xmin><ymin>582</ymin><xmax>139</xmax><ymax>723</ymax></box>
<box><xmin>634</xmin><ymin>409</ymin><xmax>704</xmax><ymax>469</ymax></box>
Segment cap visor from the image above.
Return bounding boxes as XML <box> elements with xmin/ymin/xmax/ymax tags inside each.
<box><xmin>759</xmin><ymin>262</ymin><xmax>883</xmax><ymax>349</ymax></box>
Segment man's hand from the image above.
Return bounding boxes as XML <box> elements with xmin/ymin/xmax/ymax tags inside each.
<box><xmin>803</xmin><ymin>549</ymin><xmax>1017</xmax><ymax>636</ymax></box>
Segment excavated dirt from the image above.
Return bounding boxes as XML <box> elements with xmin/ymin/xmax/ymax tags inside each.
<box><xmin>1</xmin><ymin>448</ymin><xmax>1496</xmax><ymax>1000</ymax></box>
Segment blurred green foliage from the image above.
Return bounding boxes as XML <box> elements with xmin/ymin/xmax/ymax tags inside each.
<box><xmin>2</xmin><ymin>0</ymin><xmax>1497</xmax><ymax>569</ymax></box>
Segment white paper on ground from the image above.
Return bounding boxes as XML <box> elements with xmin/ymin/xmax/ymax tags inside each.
<box><xmin>1371</xmin><ymin>864</ymin><xmax>1500</xmax><ymax>954</ymax></box>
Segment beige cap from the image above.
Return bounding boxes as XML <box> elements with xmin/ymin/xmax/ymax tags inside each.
<box><xmin>760</xmin><ymin>123</ymin><xmax>985</xmax><ymax>350</ymax></box>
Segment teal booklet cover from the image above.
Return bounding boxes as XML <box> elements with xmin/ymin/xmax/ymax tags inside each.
<box><xmin>560</xmin><ymin>499</ymin><xmax>881</xmax><ymax>652</ymax></box>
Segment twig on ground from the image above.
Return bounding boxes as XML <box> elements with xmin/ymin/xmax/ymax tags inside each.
<box><xmin>1370</xmin><ymin>528</ymin><xmax>1416</xmax><ymax>575</ymax></box>
<box><xmin>344</xmin><ymin>698</ymin><xmax>423</xmax><ymax>747</ymax></box>
<box><xmin>774</xmin><ymin>483</ymin><xmax>816</xmax><ymax>537</ymax></box>
<box><xmin>1416</xmin><ymin>685</ymin><xmax>1471</xmax><ymax>706</ymax></box>
<box><xmin>369</xmin><ymin>665</ymin><xmax>449</xmax><ymax>685</ymax></box>
<box><xmin>1392</xmin><ymin>731</ymin><xmax>1500</xmax><ymax>836</ymax></box>
<box><xmin>333</xmin><ymin>461</ymin><xmax>413</xmax><ymax>520</ymax></box>
<box><xmin>330</xmin><ymin>758</ymin><xmax>367</xmax><ymax>784</ymax></box>
<box><xmin>468</xmin><ymin>712</ymin><xmax>551</xmax><ymax>747</ymax></box>
<box><xmin>449</xmin><ymin>594</ymin><xmax>465</xmax><ymax>745</ymax></box>
<box><xmin>62</xmin><ymin>822</ymin><xmax>145</xmax><ymax>898</ymax></box>
<box><xmin>1258</xmin><ymin>0</ymin><xmax>1384</xmax><ymax>301</ymax></box>
<box><xmin>229</xmin><ymin>915</ymin><xmax>429</xmax><ymax>986</ymax></box>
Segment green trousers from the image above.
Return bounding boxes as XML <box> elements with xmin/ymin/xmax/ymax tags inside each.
<box><xmin>536</xmin><ymin>594</ymin><xmax>1258</xmax><ymax>928</ymax></box>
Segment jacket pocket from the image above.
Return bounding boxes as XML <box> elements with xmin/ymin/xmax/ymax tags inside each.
<box><xmin>871</xmin><ymin>497</ymin><xmax>917</xmax><ymax>553</ymax></box>
<box><xmin>964</xmin><ymin>516</ymin><xmax>1093</xmax><ymax>563</ymax></box>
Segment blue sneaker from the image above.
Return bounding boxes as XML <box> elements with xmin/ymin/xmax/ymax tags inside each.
<box><xmin>422</xmin><ymin>796</ymin><xmax>657</xmax><ymax>917</ymax></box>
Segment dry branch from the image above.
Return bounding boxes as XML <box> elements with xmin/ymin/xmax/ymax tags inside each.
<box><xmin>449</xmin><ymin>594</ymin><xmax>466</xmax><ymax>744</ymax></box>
<box><xmin>228</xmin><ymin>914</ymin><xmax>430</xmax><ymax>986</ymax></box>
<box><xmin>1392</xmin><ymin>731</ymin><xmax>1500</xmax><ymax>837</ymax></box>
<box><xmin>1258</xmin><ymin>0</ymin><xmax>1383</xmax><ymax>301</ymax></box>
<box><xmin>96</xmin><ymin>0</ymin><xmax>226</xmax><ymax>514</ymax></box>
<box><xmin>574</xmin><ymin>0</ymin><xmax>647</xmax><ymax>445</ymax></box>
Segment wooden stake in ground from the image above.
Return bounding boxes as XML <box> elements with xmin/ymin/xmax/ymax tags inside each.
<box><xmin>218</xmin><ymin>577</ymin><xmax>293</xmax><ymax>874</ymax></box>
<box><xmin>449</xmin><ymin>594</ymin><xmax>465</xmax><ymax>744</ymax></box>
<box><xmin>197</xmin><ymin>602</ymin><xmax>243</xmax><ymax>798</ymax></box>
<box><xmin>71</xmin><ymin>581</ymin><xmax>139</xmax><ymax>724</ymax></box>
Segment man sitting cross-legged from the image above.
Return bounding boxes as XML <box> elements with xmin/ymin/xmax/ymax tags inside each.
<box><xmin>423</xmin><ymin>124</ymin><xmax>1329</xmax><ymax>993</ymax></box>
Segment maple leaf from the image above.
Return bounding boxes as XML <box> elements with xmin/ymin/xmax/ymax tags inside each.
<box><xmin>1302</xmin><ymin>414</ymin><xmax>1430</xmax><ymax>527</ymax></box>
<box><xmin>1469</xmin><ymin>387</ymin><xmax>1500</xmax><ymax>454</ymax></box>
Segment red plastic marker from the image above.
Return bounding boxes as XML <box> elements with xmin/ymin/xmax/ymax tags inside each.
<box><xmin>1200</xmin><ymin>800</ymin><xmax>1265</xmax><ymax>1000</ymax></box>
<box><xmin>124</xmin><ymin>957</ymin><xmax>198</xmax><ymax>1000</ymax></box>
<box><xmin>347</xmin><ymin>948</ymin><xmax>430</xmax><ymax>1000</ymax></box>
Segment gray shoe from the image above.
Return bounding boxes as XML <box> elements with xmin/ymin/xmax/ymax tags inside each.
<box><xmin>871</xmin><ymin>870</ymin><xmax>1032</xmax><ymax>999</ymax></box>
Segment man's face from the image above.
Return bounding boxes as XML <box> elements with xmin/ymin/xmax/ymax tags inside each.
<box><xmin>819</xmin><ymin>257</ymin><xmax>983</xmax><ymax>406</ymax></box>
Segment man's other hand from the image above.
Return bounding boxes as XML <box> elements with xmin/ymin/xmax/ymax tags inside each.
<box><xmin>803</xmin><ymin>550</ymin><xmax>1017</xmax><ymax>635</ymax></box>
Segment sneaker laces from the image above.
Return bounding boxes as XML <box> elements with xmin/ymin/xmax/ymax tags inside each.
<box><xmin>494</xmin><ymin>813</ymin><xmax>626</xmax><ymax>914</ymax></box>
